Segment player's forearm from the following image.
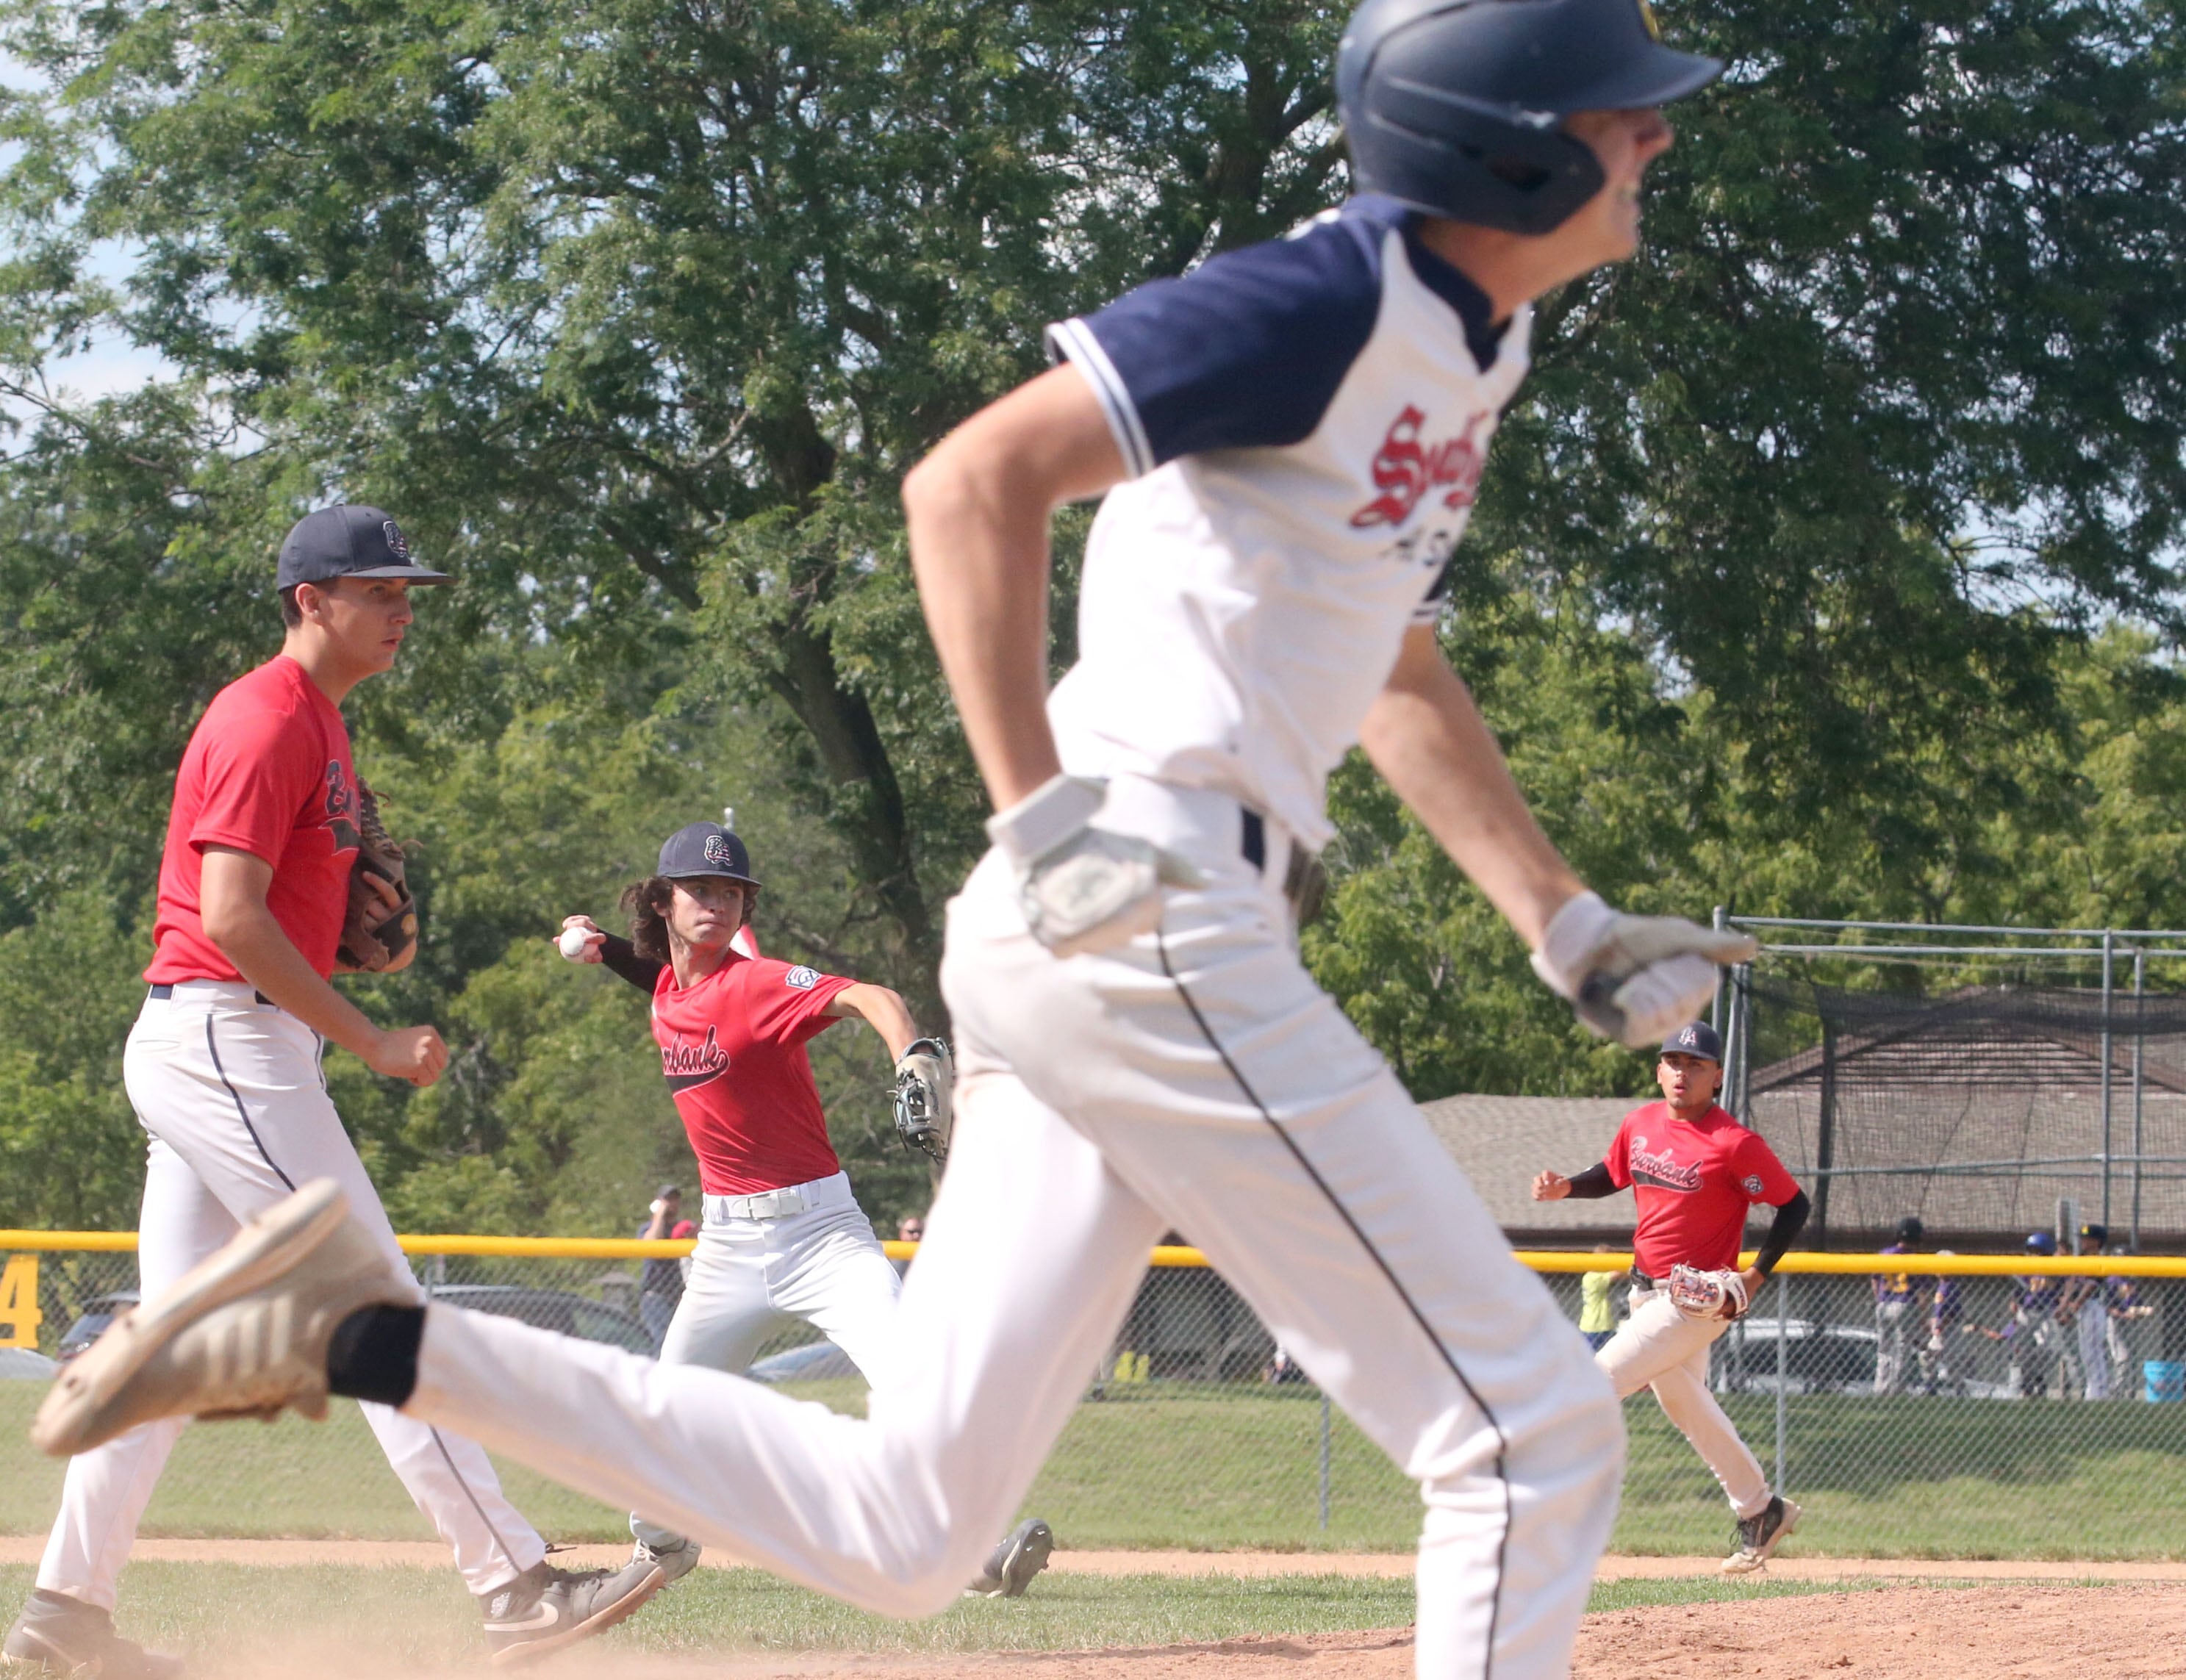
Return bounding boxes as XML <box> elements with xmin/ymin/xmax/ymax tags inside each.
<box><xmin>832</xmin><ymin>983</ymin><xmax>920</xmax><ymax>1060</ymax></box>
<box><xmin>1360</xmin><ymin>633</ymin><xmax>1584</xmax><ymax>949</ymax></box>
<box><xmin>1752</xmin><ymin>1190</ymin><xmax>1810</xmax><ymax>1276</ymax></box>
<box><xmin>1559</xmin><ymin>1162</ymin><xmax>1619</xmax><ymax>1199</ymax></box>
<box><xmin>903</xmin><ymin>366</ymin><xmax>1125</xmax><ymax>814</ymax></box>
<box><xmin>205</xmin><ymin>900</ymin><xmax>385</xmax><ymax>1060</ymax></box>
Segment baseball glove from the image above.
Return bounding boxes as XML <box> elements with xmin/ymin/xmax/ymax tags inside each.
<box><xmin>337</xmin><ymin>783</ymin><xmax>418</xmax><ymax>973</ymax></box>
<box><xmin>1667</xmin><ymin>1263</ymin><xmax>1750</xmax><ymax>1324</ymax></box>
<box><xmin>893</xmin><ymin>1037</ymin><xmax>952</xmax><ymax>1164</ymax></box>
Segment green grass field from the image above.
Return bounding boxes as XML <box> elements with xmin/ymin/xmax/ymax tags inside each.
<box><xmin>4</xmin><ymin>1380</ymin><xmax>2181</xmax><ymax>1559</ymax></box>
<box><xmin>0</xmin><ymin>1562</ymin><xmax>1985</xmax><ymax>1665</ymax></box>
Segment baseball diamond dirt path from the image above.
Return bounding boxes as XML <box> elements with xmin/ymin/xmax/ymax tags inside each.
<box><xmin>203</xmin><ymin>1587</ymin><xmax>2183</xmax><ymax>1680</ymax></box>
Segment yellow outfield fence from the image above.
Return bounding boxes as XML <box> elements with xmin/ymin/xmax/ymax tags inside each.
<box><xmin>3</xmin><ymin>1231</ymin><xmax>2184</xmax><ymax>1559</ymax></box>
<box><xmin>9</xmin><ymin>1229</ymin><xmax>2179</xmax><ymax>1270</ymax></box>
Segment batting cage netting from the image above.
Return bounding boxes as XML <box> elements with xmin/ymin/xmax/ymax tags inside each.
<box><xmin>1738</xmin><ymin>974</ymin><xmax>2186</xmax><ymax>1254</ymax></box>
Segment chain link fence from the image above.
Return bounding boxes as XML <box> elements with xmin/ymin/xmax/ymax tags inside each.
<box><xmin>4</xmin><ymin>1238</ymin><xmax>2184</xmax><ymax>1559</ymax></box>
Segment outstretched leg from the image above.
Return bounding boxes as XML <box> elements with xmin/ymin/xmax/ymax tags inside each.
<box><xmin>405</xmin><ymin>1064</ymin><xmax>1165</xmax><ymax>1617</ymax></box>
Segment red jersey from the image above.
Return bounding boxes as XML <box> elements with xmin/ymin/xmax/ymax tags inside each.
<box><xmin>146</xmin><ymin>656</ymin><xmax>362</xmax><ymax>983</ymax></box>
<box><xmin>649</xmin><ymin>952</ymin><xmax>856</xmax><ymax>1194</ymax></box>
<box><xmin>1605</xmin><ymin>1101</ymin><xmax>1800</xmax><ymax>1277</ymax></box>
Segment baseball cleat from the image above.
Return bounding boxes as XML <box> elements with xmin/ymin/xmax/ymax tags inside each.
<box><xmin>480</xmin><ymin>1559</ymin><xmax>665</xmax><ymax>1669</ymax></box>
<box><xmin>964</xmin><ymin>1518</ymin><xmax>1055</xmax><ymax>1598</ymax></box>
<box><xmin>631</xmin><ymin>1534</ymin><xmax>703</xmax><ymax>1585</ymax></box>
<box><xmin>3</xmin><ymin>1589</ymin><xmax>183</xmax><ymax>1680</ymax></box>
<box><xmin>29</xmin><ymin>1179</ymin><xmax>415</xmax><ymax>1459</ymax></box>
<box><xmin>1720</xmin><ymin>1494</ymin><xmax>1801</xmax><ymax>1575</ymax></box>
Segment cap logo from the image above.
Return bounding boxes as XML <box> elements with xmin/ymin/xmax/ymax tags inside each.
<box><xmin>1680</xmin><ymin>1027</ymin><xmax>1699</xmax><ymax>1046</ymax></box>
<box><xmin>1635</xmin><ymin>0</ymin><xmax>1662</xmax><ymax>40</ymax></box>
<box><xmin>383</xmin><ymin>521</ymin><xmax>409</xmax><ymax>559</ymax></box>
<box><xmin>703</xmin><ymin>833</ymin><xmax>733</xmax><ymax>866</ymax></box>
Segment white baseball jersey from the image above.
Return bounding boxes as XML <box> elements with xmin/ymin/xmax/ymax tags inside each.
<box><xmin>1045</xmin><ymin>194</ymin><xmax>1534</xmax><ymax>850</ymax></box>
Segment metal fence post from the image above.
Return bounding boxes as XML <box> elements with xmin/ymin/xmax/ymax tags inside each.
<box><xmin>1317</xmin><ymin>1392</ymin><xmax>1331</xmax><ymax>1531</ymax></box>
<box><xmin>1774</xmin><ymin>1274</ymin><xmax>1788</xmax><ymax>1493</ymax></box>
<box><xmin>2133</xmin><ymin>947</ymin><xmax>2146</xmax><ymax>1253</ymax></box>
<box><xmin>2101</xmin><ymin>930</ymin><xmax>2115</xmax><ymax>1231</ymax></box>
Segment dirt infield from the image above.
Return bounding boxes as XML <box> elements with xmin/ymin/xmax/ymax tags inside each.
<box><xmin>209</xmin><ymin>1587</ymin><xmax>2182</xmax><ymax>1679</ymax></box>
<box><xmin>6</xmin><ymin>1543</ymin><xmax>2176</xmax><ymax>1675</ymax></box>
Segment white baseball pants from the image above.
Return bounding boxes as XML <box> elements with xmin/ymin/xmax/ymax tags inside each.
<box><xmin>37</xmin><ymin>982</ymin><xmax>545</xmax><ymax>1610</ymax></box>
<box><xmin>401</xmin><ymin>778</ymin><xmax>1625</xmax><ymax>1678</ymax></box>
<box><xmin>1596</xmin><ymin>1288</ymin><xmax>1771</xmax><ymax>1520</ymax></box>
<box><xmin>631</xmin><ymin>1174</ymin><xmax>901</xmax><ymax>1551</ymax></box>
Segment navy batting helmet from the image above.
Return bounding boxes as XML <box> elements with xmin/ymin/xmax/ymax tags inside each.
<box><xmin>1336</xmin><ymin>0</ymin><xmax>1722</xmax><ymax>234</ymax></box>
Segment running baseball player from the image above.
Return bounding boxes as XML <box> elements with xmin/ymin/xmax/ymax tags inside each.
<box><xmin>35</xmin><ymin>2</ymin><xmax>1757</xmax><ymax>1671</ymax></box>
<box><xmin>2</xmin><ymin>507</ymin><xmax>662</xmax><ymax>1680</ymax></box>
<box><xmin>1531</xmin><ymin>1021</ymin><xmax>1811</xmax><ymax>1575</ymax></box>
<box><xmin>553</xmin><ymin>821</ymin><xmax>1053</xmax><ymax>1598</ymax></box>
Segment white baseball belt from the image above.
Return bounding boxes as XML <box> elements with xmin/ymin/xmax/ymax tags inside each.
<box><xmin>703</xmin><ymin>1171</ymin><xmax>854</xmax><ymax>1224</ymax></box>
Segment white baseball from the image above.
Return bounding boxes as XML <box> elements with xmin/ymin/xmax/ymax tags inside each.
<box><xmin>559</xmin><ymin>926</ymin><xmax>595</xmax><ymax>960</ymax></box>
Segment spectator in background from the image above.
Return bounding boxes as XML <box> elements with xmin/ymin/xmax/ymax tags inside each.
<box><xmin>2105</xmin><ymin>1252</ymin><xmax>2155</xmax><ymax>1399</ymax></box>
<box><xmin>1874</xmin><ymin>1216</ymin><xmax>1922</xmax><ymax>1395</ymax></box>
<box><xmin>892</xmin><ymin>1214</ymin><xmax>925</xmax><ymax>1280</ymax></box>
<box><xmin>1579</xmin><ymin>1244</ymin><xmax>1623</xmax><ymax>1352</ymax></box>
<box><xmin>2010</xmin><ymin>1232</ymin><xmax>2079</xmax><ymax>1399</ymax></box>
<box><xmin>2071</xmin><ymin>1222</ymin><xmax>2112</xmax><ymax>1400</ymax></box>
<box><xmin>1920</xmin><ymin>1251</ymin><xmax>1963</xmax><ymax>1396</ymax></box>
<box><xmin>638</xmin><ymin>1185</ymin><xmax>698</xmax><ymax>1352</ymax></box>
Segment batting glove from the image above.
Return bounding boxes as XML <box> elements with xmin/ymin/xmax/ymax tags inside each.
<box><xmin>1530</xmin><ymin>891</ymin><xmax>1758</xmax><ymax>1049</ymax></box>
<box><xmin>987</xmin><ymin>775</ymin><xmax>1205</xmax><ymax>958</ymax></box>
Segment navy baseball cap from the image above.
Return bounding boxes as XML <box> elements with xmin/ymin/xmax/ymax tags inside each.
<box><xmin>276</xmin><ymin>505</ymin><xmax>451</xmax><ymax>589</ymax></box>
<box><xmin>656</xmin><ymin>822</ymin><xmax>759</xmax><ymax>887</ymax></box>
<box><xmin>1659</xmin><ymin>1021</ymin><xmax>1724</xmax><ymax>1062</ymax></box>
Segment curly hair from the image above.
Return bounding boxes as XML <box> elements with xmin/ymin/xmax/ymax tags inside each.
<box><xmin>619</xmin><ymin>877</ymin><xmax>676</xmax><ymax>963</ymax></box>
<box><xmin>619</xmin><ymin>875</ymin><xmax>756</xmax><ymax>963</ymax></box>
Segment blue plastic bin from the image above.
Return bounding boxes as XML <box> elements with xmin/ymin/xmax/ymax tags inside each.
<box><xmin>2144</xmin><ymin>1360</ymin><xmax>2185</xmax><ymax>1403</ymax></box>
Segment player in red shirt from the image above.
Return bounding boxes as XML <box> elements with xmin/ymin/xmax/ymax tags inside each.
<box><xmin>555</xmin><ymin>822</ymin><xmax>1055</xmax><ymax>1600</ymax></box>
<box><xmin>4</xmin><ymin>507</ymin><xmax>662</xmax><ymax>1680</ymax></box>
<box><xmin>1532</xmin><ymin>1020</ymin><xmax>1810</xmax><ymax>1575</ymax></box>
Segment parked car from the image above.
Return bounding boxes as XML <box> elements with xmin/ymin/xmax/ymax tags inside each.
<box><xmin>426</xmin><ymin>1285</ymin><xmax>653</xmax><ymax>1354</ymax></box>
<box><xmin>1715</xmin><ymin>1318</ymin><xmax>1879</xmax><ymax>1394</ymax></box>
<box><xmin>0</xmin><ymin>1346</ymin><xmax>60</xmax><ymax>1380</ymax></box>
<box><xmin>58</xmin><ymin>1292</ymin><xmax>140</xmax><ymax>1362</ymax></box>
<box><xmin>747</xmin><ymin>1339</ymin><xmax>860</xmax><ymax>1383</ymax></box>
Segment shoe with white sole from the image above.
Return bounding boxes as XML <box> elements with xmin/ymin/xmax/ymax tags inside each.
<box><xmin>3</xmin><ymin>1590</ymin><xmax>183</xmax><ymax>1680</ymax></box>
<box><xmin>964</xmin><ymin>1518</ymin><xmax>1054</xmax><ymax>1598</ymax></box>
<box><xmin>631</xmin><ymin>1534</ymin><xmax>703</xmax><ymax>1585</ymax></box>
<box><xmin>31</xmin><ymin>1179</ymin><xmax>415</xmax><ymax>1459</ymax></box>
<box><xmin>1720</xmin><ymin>1494</ymin><xmax>1801</xmax><ymax>1574</ymax></box>
<box><xmin>480</xmin><ymin>1559</ymin><xmax>665</xmax><ymax>1669</ymax></box>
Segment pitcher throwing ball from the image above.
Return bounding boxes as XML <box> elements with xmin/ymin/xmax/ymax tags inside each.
<box><xmin>554</xmin><ymin>821</ymin><xmax>1052</xmax><ymax>1599</ymax></box>
<box><xmin>33</xmin><ymin>2</ymin><xmax>1756</xmax><ymax>1671</ymax></box>
<box><xmin>1531</xmin><ymin>1022</ymin><xmax>1811</xmax><ymax>1574</ymax></box>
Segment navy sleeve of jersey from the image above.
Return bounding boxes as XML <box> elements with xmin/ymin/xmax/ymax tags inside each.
<box><xmin>1045</xmin><ymin>206</ymin><xmax>1391</xmax><ymax>476</ymax></box>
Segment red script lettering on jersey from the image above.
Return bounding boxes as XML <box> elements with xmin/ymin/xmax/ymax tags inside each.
<box><xmin>1349</xmin><ymin>406</ymin><xmax>1488</xmax><ymax>529</ymax></box>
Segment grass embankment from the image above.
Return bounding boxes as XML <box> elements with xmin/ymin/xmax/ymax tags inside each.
<box><xmin>2</xmin><ymin>1382</ymin><xmax>2180</xmax><ymax>1559</ymax></box>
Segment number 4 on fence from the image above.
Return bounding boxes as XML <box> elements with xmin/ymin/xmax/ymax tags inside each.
<box><xmin>0</xmin><ymin>1254</ymin><xmax>40</xmax><ymax>1349</ymax></box>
